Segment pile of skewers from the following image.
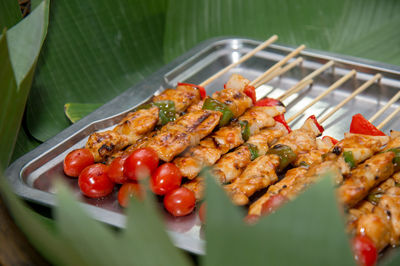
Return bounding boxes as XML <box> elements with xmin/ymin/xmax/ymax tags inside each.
<box><xmin>62</xmin><ymin>35</ymin><xmax>400</xmax><ymax>266</ymax></box>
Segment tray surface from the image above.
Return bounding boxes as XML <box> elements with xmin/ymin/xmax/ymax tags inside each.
<box><xmin>6</xmin><ymin>37</ymin><xmax>400</xmax><ymax>255</ymax></box>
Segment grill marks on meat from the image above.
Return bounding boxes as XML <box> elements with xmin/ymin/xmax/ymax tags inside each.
<box><xmin>355</xmin><ymin>187</ymin><xmax>400</xmax><ymax>251</ymax></box>
<box><xmin>86</xmin><ymin>85</ymin><xmax>201</xmax><ymax>162</ymax></box>
<box><xmin>225</xmin><ymin>154</ymin><xmax>281</xmax><ymax>206</ymax></box>
<box><xmin>146</xmin><ymin>110</ymin><xmax>221</xmax><ymax>162</ymax></box>
<box><xmin>228</xmin><ymin>117</ymin><xmax>330</xmax><ymax>208</ymax></box>
<box><xmin>153</xmin><ymin>85</ymin><xmax>201</xmax><ymax>113</ymax></box>
<box><xmin>174</xmin><ymin>106</ymin><xmax>285</xmax><ymax>179</ymax></box>
<box><xmin>213</xmin><ymin>128</ymin><xmax>286</xmax><ymax>184</ymax></box>
<box><xmin>338</xmin><ymin>152</ymin><xmax>395</xmax><ymax>208</ymax></box>
<box><xmin>331</xmin><ymin>133</ymin><xmax>389</xmax><ymax>175</ymax></box>
<box><xmin>212</xmin><ymin>88</ymin><xmax>253</xmax><ymax>117</ymax></box>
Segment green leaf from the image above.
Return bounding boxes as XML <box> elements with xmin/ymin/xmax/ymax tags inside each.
<box><xmin>0</xmin><ymin>31</ymin><xmax>18</xmax><ymax>169</ymax></box>
<box><xmin>204</xmin><ymin>171</ymin><xmax>355</xmax><ymax>266</ymax></box>
<box><xmin>0</xmin><ymin>0</ymin><xmax>49</xmax><ymax>168</ymax></box>
<box><xmin>0</xmin><ymin>176</ymin><xmax>86</xmax><ymax>265</ymax></box>
<box><xmin>164</xmin><ymin>0</ymin><xmax>400</xmax><ymax>66</ymax></box>
<box><xmin>11</xmin><ymin>125</ymin><xmax>42</xmax><ymax>163</ymax></box>
<box><xmin>122</xmin><ymin>193</ymin><xmax>193</xmax><ymax>266</ymax></box>
<box><xmin>64</xmin><ymin>102</ymin><xmax>102</xmax><ymax>123</ymax></box>
<box><xmin>0</xmin><ymin>0</ymin><xmax>22</xmax><ymax>29</ymax></box>
<box><xmin>27</xmin><ymin>0</ymin><xmax>167</xmax><ymax>141</ymax></box>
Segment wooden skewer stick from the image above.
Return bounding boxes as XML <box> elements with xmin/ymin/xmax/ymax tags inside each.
<box><xmin>278</xmin><ymin>60</ymin><xmax>334</xmax><ymax>101</ymax></box>
<box><xmin>369</xmin><ymin>90</ymin><xmax>400</xmax><ymax>123</ymax></box>
<box><xmin>319</xmin><ymin>74</ymin><xmax>382</xmax><ymax>123</ymax></box>
<box><xmin>377</xmin><ymin>106</ymin><xmax>400</xmax><ymax>129</ymax></box>
<box><xmin>254</xmin><ymin>57</ymin><xmax>304</xmax><ymax>88</ymax></box>
<box><xmin>249</xmin><ymin>45</ymin><xmax>306</xmax><ymax>87</ymax></box>
<box><xmin>286</xmin><ymin>69</ymin><xmax>357</xmax><ymax>123</ymax></box>
<box><xmin>199</xmin><ymin>35</ymin><xmax>278</xmax><ymax>87</ymax></box>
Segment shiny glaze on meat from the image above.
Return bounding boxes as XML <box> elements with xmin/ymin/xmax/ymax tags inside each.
<box><xmin>225</xmin><ymin>117</ymin><xmax>325</xmax><ymax>207</ymax></box>
<box><xmin>225</xmin><ymin>154</ymin><xmax>280</xmax><ymax>206</ymax></box>
<box><xmin>337</xmin><ymin>152</ymin><xmax>395</xmax><ymax>208</ymax></box>
<box><xmin>212</xmin><ymin>88</ymin><xmax>253</xmax><ymax>117</ymax></box>
<box><xmin>355</xmin><ymin>187</ymin><xmax>400</xmax><ymax>251</ymax></box>
<box><xmin>331</xmin><ymin>133</ymin><xmax>389</xmax><ymax>175</ymax></box>
<box><xmin>145</xmin><ymin>110</ymin><xmax>221</xmax><ymax>162</ymax></box>
<box><xmin>213</xmin><ymin>128</ymin><xmax>286</xmax><ymax>183</ymax></box>
<box><xmin>174</xmin><ymin>106</ymin><xmax>285</xmax><ymax>179</ymax></box>
<box><xmin>152</xmin><ymin>84</ymin><xmax>201</xmax><ymax>113</ymax></box>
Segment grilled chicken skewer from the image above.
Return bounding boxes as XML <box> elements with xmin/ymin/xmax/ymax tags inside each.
<box><xmin>85</xmin><ymin>36</ymin><xmax>280</xmax><ymax>162</ymax></box>
<box><xmin>185</xmin><ymin>70</ymin><xmax>375</xmax><ymax>203</ymax></box>
<box><xmin>249</xmin><ymin>96</ymin><xmax>398</xmax><ymax>216</ymax></box>
<box><xmin>224</xmin><ymin>116</ymin><xmax>324</xmax><ymax>205</ymax></box>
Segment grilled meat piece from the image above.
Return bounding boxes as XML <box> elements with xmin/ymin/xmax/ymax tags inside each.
<box><xmin>153</xmin><ymin>84</ymin><xmax>201</xmax><ymax>113</ymax></box>
<box><xmin>337</xmin><ymin>151</ymin><xmax>395</xmax><ymax>208</ymax></box>
<box><xmin>331</xmin><ymin>133</ymin><xmax>389</xmax><ymax>175</ymax></box>
<box><xmin>145</xmin><ymin>110</ymin><xmax>221</xmax><ymax>162</ymax></box>
<box><xmin>174</xmin><ymin>106</ymin><xmax>285</xmax><ymax>179</ymax></box>
<box><xmin>225</xmin><ymin>154</ymin><xmax>280</xmax><ymax>206</ymax></box>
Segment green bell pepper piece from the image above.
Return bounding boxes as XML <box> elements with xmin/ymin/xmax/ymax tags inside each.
<box><xmin>343</xmin><ymin>151</ymin><xmax>355</xmax><ymax>169</ymax></box>
<box><xmin>267</xmin><ymin>144</ymin><xmax>296</xmax><ymax>172</ymax></box>
<box><xmin>239</xmin><ymin>120</ymin><xmax>250</xmax><ymax>141</ymax></box>
<box><xmin>202</xmin><ymin>98</ymin><xmax>234</xmax><ymax>127</ymax></box>
<box><xmin>153</xmin><ymin>100</ymin><xmax>176</xmax><ymax>125</ymax></box>
<box><xmin>245</xmin><ymin>143</ymin><xmax>259</xmax><ymax>161</ymax></box>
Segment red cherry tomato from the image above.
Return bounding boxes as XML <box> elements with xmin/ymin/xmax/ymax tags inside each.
<box><xmin>78</xmin><ymin>164</ymin><xmax>114</xmax><ymax>198</ymax></box>
<box><xmin>352</xmin><ymin>235</ymin><xmax>378</xmax><ymax>266</ymax></box>
<box><xmin>261</xmin><ymin>194</ymin><xmax>288</xmax><ymax>215</ymax></box>
<box><xmin>164</xmin><ymin>187</ymin><xmax>196</xmax><ymax>217</ymax></box>
<box><xmin>244</xmin><ymin>85</ymin><xmax>257</xmax><ymax>104</ymax></box>
<box><xmin>198</xmin><ymin>202</ymin><xmax>206</xmax><ymax>224</ymax></box>
<box><xmin>124</xmin><ymin>148</ymin><xmax>159</xmax><ymax>181</ymax></box>
<box><xmin>63</xmin><ymin>148</ymin><xmax>94</xmax><ymax>177</ymax></box>
<box><xmin>118</xmin><ymin>183</ymin><xmax>144</xmax><ymax>207</ymax></box>
<box><xmin>107</xmin><ymin>156</ymin><xmax>129</xmax><ymax>184</ymax></box>
<box><xmin>150</xmin><ymin>163</ymin><xmax>182</xmax><ymax>195</ymax></box>
<box><xmin>350</xmin><ymin>113</ymin><xmax>385</xmax><ymax>136</ymax></box>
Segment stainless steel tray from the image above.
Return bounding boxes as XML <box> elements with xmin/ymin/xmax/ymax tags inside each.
<box><xmin>5</xmin><ymin>37</ymin><xmax>400</xmax><ymax>255</ymax></box>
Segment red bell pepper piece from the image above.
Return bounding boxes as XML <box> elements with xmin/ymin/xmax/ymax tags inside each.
<box><xmin>255</xmin><ymin>97</ymin><xmax>283</xmax><ymax>107</ymax></box>
<box><xmin>177</xmin><ymin>82</ymin><xmax>207</xmax><ymax>100</ymax></box>
<box><xmin>244</xmin><ymin>85</ymin><xmax>257</xmax><ymax>104</ymax></box>
<box><xmin>322</xmin><ymin>136</ymin><xmax>338</xmax><ymax>145</ymax></box>
<box><xmin>308</xmin><ymin>115</ymin><xmax>324</xmax><ymax>134</ymax></box>
<box><xmin>274</xmin><ymin>114</ymin><xmax>291</xmax><ymax>133</ymax></box>
<box><xmin>349</xmin><ymin>113</ymin><xmax>385</xmax><ymax>136</ymax></box>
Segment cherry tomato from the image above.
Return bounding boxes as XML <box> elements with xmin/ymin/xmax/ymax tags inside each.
<box><xmin>78</xmin><ymin>164</ymin><xmax>114</xmax><ymax>198</ymax></box>
<box><xmin>63</xmin><ymin>148</ymin><xmax>94</xmax><ymax>177</ymax></box>
<box><xmin>244</xmin><ymin>85</ymin><xmax>257</xmax><ymax>104</ymax></box>
<box><xmin>261</xmin><ymin>194</ymin><xmax>288</xmax><ymax>215</ymax></box>
<box><xmin>198</xmin><ymin>202</ymin><xmax>206</xmax><ymax>224</ymax></box>
<box><xmin>352</xmin><ymin>235</ymin><xmax>378</xmax><ymax>266</ymax></box>
<box><xmin>107</xmin><ymin>156</ymin><xmax>129</xmax><ymax>184</ymax></box>
<box><xmin>118</xmin><ymin>183</ymin><xmax>144</xmax><ymax>207</ymax></box>
<box><xmin>150</xmin><ymin>163</ymin><xmax>182</xmax><ymax>195</ymax></box>
<box><xmin>124</xmin><ymin>148</ymin><xmax>159</xmax><ymax>181</ymax></box>
<box><xmin>164</xmin><ymin>187</ymin><xmax>196</xmax><ymax>217</ymax></box>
